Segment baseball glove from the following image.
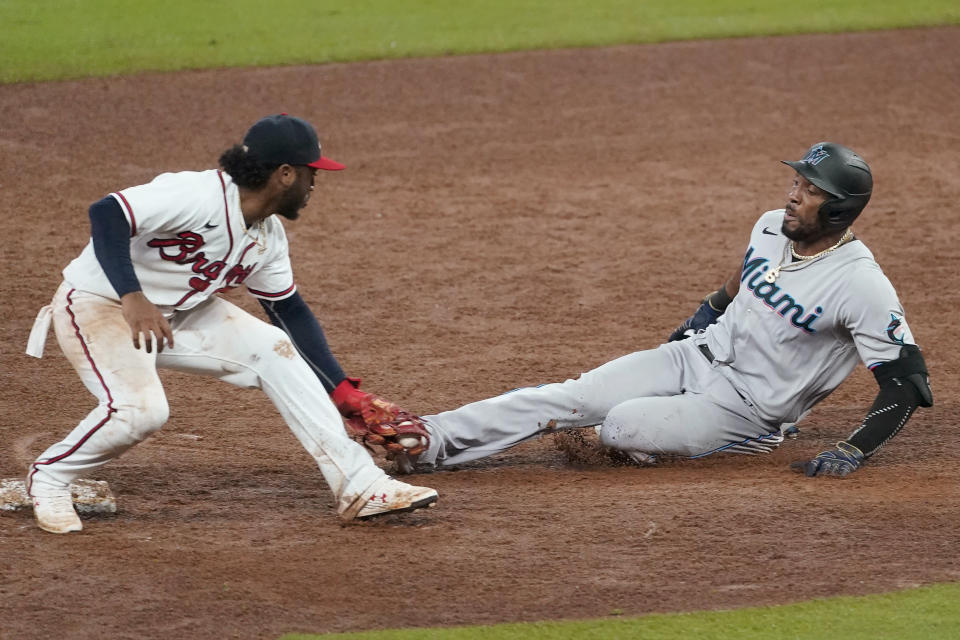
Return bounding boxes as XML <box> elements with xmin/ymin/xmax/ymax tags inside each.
<box><xmin>345</xmin><ymin>411</ymin><xmax>430</xmax><ymax>457</ymax></box>
<box><xmin>331</xmin><ymin>378</ymin><xmax>430</xmax><ymax>456</ymax></box>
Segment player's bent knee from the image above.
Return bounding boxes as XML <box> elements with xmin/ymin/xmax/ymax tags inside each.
<box><xmin>599</xmin><ymin>400</ymin><xmax>699</xmax><ymax>457</ymax></box>
<box><xmin>599</xmin><ymin>404</ymin><xmax>657</xmax><ymax>453</ymax></box>
<box><xmin>113</xmin><ymin>395</ymin><xmax>170</xmax><ymax>442</ymax></box>
<box><xmin>231</xmin><ymin>324</ymin><xmax>305</xmax><ymax>375</ymax></box>
<box><xmin>248</xmin><ymin>323</ymin><xmax>294</xmax><ymax>354</ymax></box>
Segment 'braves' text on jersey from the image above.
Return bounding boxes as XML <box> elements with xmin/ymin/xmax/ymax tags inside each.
<box><xmin>62</xmin><ymin>170</ymin><xmax>296</xmax><ymax>311</ymax></box>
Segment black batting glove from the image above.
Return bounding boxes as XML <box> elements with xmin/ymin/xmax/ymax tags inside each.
<box><xmin>791</xmin><ymin>441</ymin><xmax>865</xmax><ymax>477</ymax></box>
<box><xmin>668</xmin><ymin>300</ymin><xmax>722</xmax><ymax>342</ymax></box>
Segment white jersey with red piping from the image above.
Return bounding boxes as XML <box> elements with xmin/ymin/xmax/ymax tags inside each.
<box><xmin>62</xmin><ymin>169</ymin><xmax>296</xmax><ymax>311</ymax></box>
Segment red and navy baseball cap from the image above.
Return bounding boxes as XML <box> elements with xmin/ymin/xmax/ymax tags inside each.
<box><xmin>243</xmin><ymin>114</ymin><xmax>345</xmax><ymax>170</ymax></box>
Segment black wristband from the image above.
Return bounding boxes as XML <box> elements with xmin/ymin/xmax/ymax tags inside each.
<box><xmin>706</xmin><ymin>286</ymin><xmax>733</xmax><ymax>312</ymax></box>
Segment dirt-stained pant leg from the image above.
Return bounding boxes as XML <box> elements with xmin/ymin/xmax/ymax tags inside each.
<box><xmin>422</xmin><ymin>342</ymin><xmax>689</xmax><ymax>467</ymax></box>
<box><xmin>599</xmin><ymin>394</ymin><xmax>782</xmax><ymax>458</ymax></box>
<box><xmin>422</xmin><ymin>340</ymin><xmax>781</xmax><ymax>467</ymax></box>
<box><xmin>29</xmin><ymin>286</ymin><xmax>385</xmax><ymax>517</ymax></box>
<box><xmin>27</xmin><ymin>284</ymin><xmax>169</xmax><ymax>496</ymax></box>
<box><xmin>157</xmin><ymin>296</ymin><xmax>385</xmax><ymax>517</ymax></box>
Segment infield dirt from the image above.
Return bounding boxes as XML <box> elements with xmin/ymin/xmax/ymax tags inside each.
<box><xmin>1</xmin><ymin>27</ymin><xmax>958</xmax><ymax>639</ymax></box>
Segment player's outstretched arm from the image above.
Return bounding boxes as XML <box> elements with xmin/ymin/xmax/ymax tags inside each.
<box><xmin>259</xmin><ymin>292</ymin><xmax>346</xmax><ymax>390</ymax></box>
<box><xmin>667</xmin><ymin>262</ymin><xmax>742</xmax><ymax>342</ymax></box>
<box><xmin>793</xmin><ymin>345</ymin><xmax>932</xmax><ymax>477</ymax></box>
<box><xmin>258</xmin><ymin>293</ymin><xmax>430</xmax><ymax>455</ymax></box>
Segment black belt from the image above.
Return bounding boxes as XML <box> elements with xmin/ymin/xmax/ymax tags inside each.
<box><xmin>697</xmin><ymin>343</ymin><xmax>715</xmax><ymax>363</ymax></box>
<box><xmin>696</xmin><ymin>344</ymin><xmax>755</xmax><ymax>409</ymax></box>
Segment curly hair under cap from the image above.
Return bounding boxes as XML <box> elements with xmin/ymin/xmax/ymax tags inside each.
<box><xmin>218</xmin><ymin>144</ymin><xmax>279</xmax><ymax>189</ymax></box>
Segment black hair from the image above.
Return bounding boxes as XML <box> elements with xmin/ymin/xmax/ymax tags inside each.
<box><xmin>218</xmin><ymin>144</ymin><xmax>279</xmax><ymax>189</ymax></box>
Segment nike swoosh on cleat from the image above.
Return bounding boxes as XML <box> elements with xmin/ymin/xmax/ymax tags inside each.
<box><xmin>762</xmin><ymin>227</ymin><xmax>778</xmax><ymax>235</ymax></box>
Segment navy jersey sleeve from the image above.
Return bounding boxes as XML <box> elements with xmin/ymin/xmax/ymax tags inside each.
<box><xmin>89</xmin><ymin>196</ymin><xmax>142</xmax><ymax>297</ymax></box>
<box><xmin>259</xmin><ymin>292</ymin><xmax>347</xmax><ymax>392</ymax></box>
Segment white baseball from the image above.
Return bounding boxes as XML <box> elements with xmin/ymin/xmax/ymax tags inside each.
<box><xmin>395</xmin><ymin>435</ymin><xmax>422</xmax><ymax>449</ymax></box>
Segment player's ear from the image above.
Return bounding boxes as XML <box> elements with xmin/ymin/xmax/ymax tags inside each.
<box><xmin>276</xmin><ymin>164</ymin><xmax>297</xmax><ymax>187</ymax></box>
<box><xmin>267</xmin><ymin>164</ymin><xmax>296</xmax><ymax>190</ymax></box>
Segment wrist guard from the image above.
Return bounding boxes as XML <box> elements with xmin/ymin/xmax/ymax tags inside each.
<box><xmin>705</xmin><ymin>286</ymin><xmax>733</xmax><ymax>312</ymax></box>
<box><xmin>847</xmin><ymin>345</ymin><xmax>932</xmax><ymax>457</ymax></box>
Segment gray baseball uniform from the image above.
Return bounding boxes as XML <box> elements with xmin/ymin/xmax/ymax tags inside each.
<box><xmin>416</xmin><ymin>209</ymin><xmax>913</xmax><ymax>467</ymax></box>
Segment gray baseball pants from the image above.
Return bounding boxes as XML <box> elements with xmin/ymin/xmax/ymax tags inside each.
<box><xmin>420</xmin><ymin>339</ymin><xmax>783</xmax><ymax>467</ymax></box>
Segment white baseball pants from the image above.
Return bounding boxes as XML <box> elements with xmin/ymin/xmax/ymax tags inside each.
<box><xmin>27</xmin><ymin>282</ymin><xmax>386</xmax><ymax>519</ymax></box>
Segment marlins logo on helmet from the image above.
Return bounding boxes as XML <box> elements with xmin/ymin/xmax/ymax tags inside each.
<box><xmin>802</xmin><ymin>145</ymin><xmax>830</xmax><ymax>165</ymax></box>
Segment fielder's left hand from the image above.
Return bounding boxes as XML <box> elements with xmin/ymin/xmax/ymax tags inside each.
<box><xmin>330</xmin><ymin>378</ymin><xmax>430</xmax><ymax>456</ymax></box>
<box><xmin>331</xmin><ymin>377</ymin><xmax>401</xmax><ymax>428</ymax></box>
<box><xmin>791</xmin><ymin>441</ymin><xmax>864</xmax><ymax>477</ymax></box>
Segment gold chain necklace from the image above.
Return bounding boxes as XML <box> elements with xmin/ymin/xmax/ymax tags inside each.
<box><xmin>790</xmin><ymin>228</ymin><xmax>853</xmax><ymax>261</ymax></box>
<box><xmin>765</xmin><ymin>229</ymin><xmax>853</xmax><ymax>284</ymax></box>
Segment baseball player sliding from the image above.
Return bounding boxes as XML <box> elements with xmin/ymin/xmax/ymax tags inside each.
<box><xmin>359</xmin><ymin>142</ymin><xmax>933</xmax><ymax>478</ymax></box>
<box><xmin>25</xmin><ymin>114</ymin><xmax>437</xmax><ymax>534</ymax></box>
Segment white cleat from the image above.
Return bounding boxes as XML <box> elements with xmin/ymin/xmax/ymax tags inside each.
<box><xmin>355</xmin><ymin>478</ymin><xmax>438</xmax><ymax>520</ymax></box>
<box><xmin>32</xmin><ymin>491</ymin><xmax>83</xmax><ymax>534</ymax></box>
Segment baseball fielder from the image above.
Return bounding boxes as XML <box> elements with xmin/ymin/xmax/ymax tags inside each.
<box><xmin>25</xmin><ymin>114</ymin><xmax>437</xmax><ymax>534</ymax></box>
<box><xmin>358</xmin><ymin>142</ymin><xmax>932</xmax><ymax>477</ymax></box>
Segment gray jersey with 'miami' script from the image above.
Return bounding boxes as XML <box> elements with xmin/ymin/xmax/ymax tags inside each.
<box><xmin>702</xmin><ymin>209</ymin><xmax>913</xmax><ymax>424</ymax></box>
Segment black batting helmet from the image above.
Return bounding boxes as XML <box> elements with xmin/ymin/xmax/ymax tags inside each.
<box><xmin>782</xmin><ymin>142</ymin><xmax>872</xmax><ymax>228</ymax></box>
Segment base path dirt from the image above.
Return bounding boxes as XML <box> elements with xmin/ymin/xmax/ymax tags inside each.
<box><xmin>1</xmin><ymin>27</ymin><xmax>958</xmax><ymax>640</ymax></box>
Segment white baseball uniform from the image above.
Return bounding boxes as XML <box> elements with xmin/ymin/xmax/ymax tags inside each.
<box><xmin>27</xmin><ymin>169</ymin><xmax>388</xmax><ymax>519</ymax></box>
<box><xmin>415</xmin><ymin>209</ymin><xmax>914</xmax><ymax>467</ymax></box>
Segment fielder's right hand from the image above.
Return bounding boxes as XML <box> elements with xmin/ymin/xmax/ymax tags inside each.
<box><xmin>121</xmin><ymin>291</ymin><xmax>174</xmax><ymax>353</ymax></box>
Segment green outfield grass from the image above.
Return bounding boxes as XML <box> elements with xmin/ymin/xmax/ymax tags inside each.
<box><xmin>281</xmin><ymin>582</ymin><xmax>960</xmax><ymax>639</ymax></box>
<box><xmin>1</xmin><ymin>0</ymin><xmax>958</xmax><ymax>83</ymax></box>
